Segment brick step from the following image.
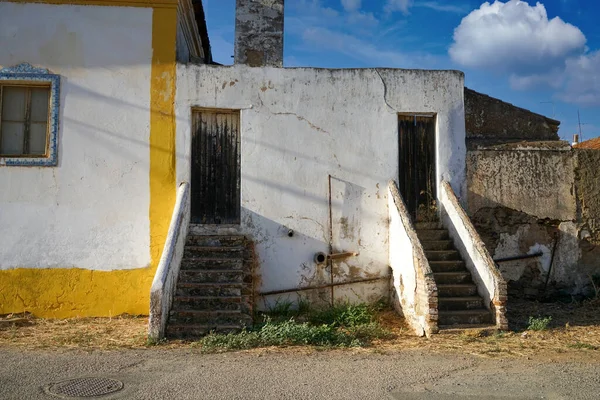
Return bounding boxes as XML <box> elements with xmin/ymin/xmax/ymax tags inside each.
<box><xmin>433</xmin><ymin>271</ymin><xmax>472</xmax><ymax>284</ymax></box>
<box><xmin>428</xmin><ymin>260</ymin><xmax>466</xmax><ymax>272</ymax></box>
<box><xmin>421</xmin><ymin>240</ymin><xmax>454</xmax><ymax>251</ymax></box>
<box><xmin>438</xmin><ymin>296</ymin><xmax>484</xmax><ymax>311</ymax></box>
<box><xmin>437</xmin><ymin>284</ymin><xmax>478</xmax><ymax>297</ymax></box>
<box><xmin>173</xmin><ymin>296</ymin><xmax>243</xmax><ymax>311</ymax></box>
<box><xmin>169</xmin><ymin>310</ymin><xmax>253</xmax><ymax>326</ymax></box>
<box><xmin>166</xmin><ymin>324</ymin><xmax>243</xmax><ymax>339</ymax></box>
<box><xmin>178</xmin><ymin>270</ymin><xmax>245</xmax><ymax>284</ymax></box>
<box><xmin>416</xmin><ymin>229</ymin><xmax>449</xmax><ymax>241</ymax></box>
<box><xmin>438</xmin><ymin>309</ymin><xmax>493</xmax><ymax>326</ymax></box>
<box><xmin>180</xmin><ymin>258</ymin><xmax>244</xmax><ymax>270</ymax></box>
<box><xmin>186</xmin><ymin>235</ymin><xmax>247</xmax><ymax>247</ymax></box>
<box><xmin>176</xmin><ymin>282</ymin><xmax>244</xmax><ymax>297</ymax></box>
<box><xmin>415</xmin><ymin>221</ymin><xmax>441</xmax><ymax>230</ymax></box>
<box><xmin>425</xmin><ymin>250</ymin><xmax>461</xmax><ymax>261</ymax></box>
<box><xmin>183</xmin><ymin>246</ymin><xmax>245</xmax><ymax>259</ymax></box>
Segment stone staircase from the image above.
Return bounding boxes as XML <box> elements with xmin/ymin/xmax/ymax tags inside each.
<box><xmin>166</xmin><ymin>234</ymin><xmax>254</xmax><ymax>338</ymax></box>
<box><xmin>415</xmin><ymin>221</ymin><xmax>493</xmax><ymax>328</ymax></box>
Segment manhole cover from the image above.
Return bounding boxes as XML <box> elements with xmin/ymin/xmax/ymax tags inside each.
<box><xmin>46</xmin><ymin>377</ymin><xmax>123</xmax><ymax>398</ymax></box>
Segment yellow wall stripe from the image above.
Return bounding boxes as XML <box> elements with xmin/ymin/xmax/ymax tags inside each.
<box><xmin>149</xmin><ymin>6</ymin><xmax>178</xmax><ymax>284</ymax></box>
<box><xmin>0</xmin><ymin>6</ymin><xmax>178</xmax><ymax>318</ymax></box>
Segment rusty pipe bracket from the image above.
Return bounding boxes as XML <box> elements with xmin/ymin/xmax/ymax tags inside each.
<box><xmin>327</xmin><ymin>252</ymin><xmax>359</xmax><ymax>260</ymax></box>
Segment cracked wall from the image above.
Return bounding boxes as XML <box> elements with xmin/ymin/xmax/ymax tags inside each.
<box><xmin>176</xmin><ymin>64</ymin><xmax>466</xmax><ymax>308</ymax></box>
<box><xmin>467</xmin><ymin>144</ymin><xmax>600</xmax><ymax>298</ymax></box>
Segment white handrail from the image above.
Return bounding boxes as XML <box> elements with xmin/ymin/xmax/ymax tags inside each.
<box><xmin>388</xmin><ymin>180</ymin><xmax>438</xmax><ymax>336</ymax></box>
<box><xmin>148</xmin><ymin>182</ymin><xmax>191</xmax><ymax>340</ymax></box>
<box><xmin>439</xmin><ymin>180</ymin><xmax>508</xmax><ymax>329</ymax></box>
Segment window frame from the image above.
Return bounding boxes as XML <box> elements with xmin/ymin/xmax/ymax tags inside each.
<box><xmin>0</xmin><ymin>63</ymin><xmax>60</xmax><ymax>166</ymax></box>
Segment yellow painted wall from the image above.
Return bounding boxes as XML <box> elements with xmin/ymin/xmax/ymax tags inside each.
<box><xmin>0</xmin><ymin>4</ymin><xmax>177</xmax><ymax>318</ymax></box>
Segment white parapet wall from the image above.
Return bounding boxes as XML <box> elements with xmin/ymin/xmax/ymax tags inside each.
<box><xmin>440</xmin><ymin>181</ymin><xmax>508</xmax><ymax>329</ymax></box>
<box><xmin>149</xmin><ymin>182</ymin><xmax>190</xmax><ymax>340</ymax></box>
<box><xmin>388</xmin><ymin>181</ymin><xmax>438</xmax><ymax>336</ymax></box>
<box><xmin>176</xmin><ymin>64</ymin><xmax>466</xmax><ymax>308</ymax></box>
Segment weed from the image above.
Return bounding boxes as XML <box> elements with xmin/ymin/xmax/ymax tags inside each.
<box><xmin>146</xmin><ymin>336</ymin><xmax>166</xmax><ymax>347</ymax></box>
<box><xmin>567</xmin><ymin>342</ymin><xmax>598</xmax><ymax>350</ymax></box>
<box><xmin>527</xmin><ymin>316</ymin><xmax>553</xmax><ymax>331</ymax></box>
<box><xmin>268</xmin><ymin>299</ymin><xmax>295</xmax><ymax>318</ymax></box>
<box><xmin>198</xmin><ymin>302</ymin><xmax>392</xmax><ymax>353</ymax></box>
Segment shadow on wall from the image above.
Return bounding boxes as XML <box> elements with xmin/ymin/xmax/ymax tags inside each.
<box><xmin>468</xmin><ymin>193</ymin><xmax>600</xmax><ymax>299</ymax></box>
<box><xmin>238</xmin><ymin>205</ymin><xmax>391</xmax><ymax>312</ymax></box>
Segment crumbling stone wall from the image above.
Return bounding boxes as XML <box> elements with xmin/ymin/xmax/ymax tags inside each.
<box><xmin>234</xmin><ymin>0</ymin><xmax>284</xmax><ymax>67</ymax></box>
<box><xmin>467</xmin><ymin>144</ymin><xmax>600</xmax><ymax>298</ymax></box>
<box><xmin>465</xmin><ymin>88</ymin><xmax>560</xmax><ymax>144</ymax></box>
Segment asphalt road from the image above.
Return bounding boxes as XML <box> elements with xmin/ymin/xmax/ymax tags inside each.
<box><xmin>0</xmin><ymin>348</ymin><xmax>599</xmax><ymax>399</ymax></box>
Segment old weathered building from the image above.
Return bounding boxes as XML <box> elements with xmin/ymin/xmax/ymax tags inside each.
<box><xmin>3</xmin><ymin>0</ymin><xmax>594</xmax><ymax>340</ymax></box>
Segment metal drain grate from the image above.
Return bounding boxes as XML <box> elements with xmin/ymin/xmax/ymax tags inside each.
<box><xmin>46</xmin><ymin>377</ymin><xmax>123</xmax><ymax>398</ymax></box>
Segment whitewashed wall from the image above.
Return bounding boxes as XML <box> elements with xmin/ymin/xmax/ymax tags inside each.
<box><xmin>176</xmin><ymin>65</ymin><xmax>466</xmax><ymax>302</ymax></box>
<box><xmin>0</xmin><ymin>3</ymin><xmax>153</xmax><ymax>271</ymax></box>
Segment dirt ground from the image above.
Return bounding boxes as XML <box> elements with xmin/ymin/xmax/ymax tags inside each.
<box><xmin>1</xmin><ymin>298</ymin><xmax>600</xmax><ymax>359</ymax></box>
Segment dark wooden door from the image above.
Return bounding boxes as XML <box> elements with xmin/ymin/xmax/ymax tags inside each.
<box><xmin>191</xmin><ymin>110</ymin><xmax>241</xmax><ymax>224</ymax></box>
<box><xmin>398</xmin><ymin>116</ymin><xmax>436</xmax><ymax>221</ymax></box>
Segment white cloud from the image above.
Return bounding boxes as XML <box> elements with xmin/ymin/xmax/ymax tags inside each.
<box><xmin>385</xmin><ymin>0</ymin><xmax>413</xmax><ymax>14</ymax></box>
<box><xmin>449</xmin><ymin>0</ymin><xmax>586</xmax><ymax>72</ymax></box>
<box><xmin>558</xmin><ymin>51</ymin><xmax>600</xmax><ymax>106</ymax></box>
<box><xmin>416</xmin><ymin>2</ymin><xmax>469</xmax><ymax>14</ymax></box>
<box><xmin>341</xmin><ymin>0</ymin><xmax>361</xmax><ymax>12</ymax></box>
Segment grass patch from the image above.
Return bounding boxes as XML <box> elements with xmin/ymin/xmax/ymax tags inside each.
<box><xmin>567</xmin><ymin>342</ymin><xmax>598</xmax><ymax>350</ymax></box>
<box><xmin>197</xmin><ymin>302</ymin><xmax>393</xmax><ymax>353</ymax></box>
<box><xmin>527</xmin><ymin>316</ymin><xmax>552</xmax><ymax>331</ymax></box>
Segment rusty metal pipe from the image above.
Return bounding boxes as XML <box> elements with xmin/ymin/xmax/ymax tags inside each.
<box><xmin>494</xmin><ymin>252</ymin><xmax>544</xmax><ymax>263</ymax></box>
<box><xmin>258</xmin><ymin>276</ymin><xmax>391</xmax><ymax>297</ymax></box>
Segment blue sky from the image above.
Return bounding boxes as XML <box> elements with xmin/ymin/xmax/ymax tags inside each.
<box><xmin>203</xmin><ymin>0</ymin><xmax>600</xmax><ymax>141</ymax></box>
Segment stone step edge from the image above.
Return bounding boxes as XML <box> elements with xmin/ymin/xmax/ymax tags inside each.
<box><xmin>438</xmin><ymin>296</ymin><xmax>485</xmax><ymax>302</ymax></box>
<box><xmin>179</xmin><ymin>269</ymin><xmax>245</xmax><ymax>274</ymax></box>
<box><xmin>438</xmin><ymin>309</ymin><xmax>490</xmax><ymax>315</ymax></box>
<box><xmin>185</xmin><ymin>246</ymin><xmax>245</xmax><ymax>252</ymax></box>
<box><xmin>177</xmin><ymin>282</ymin><xmax>245</xmax><ymax>287</ymax></box>
<box><xmin>437</xmin><ymin>324</ymin><xmax>497</xmax><ymax>333</ymax></box>
<box><xmin>174</xmin><ymin>295</ymin><xmax>242</xmax><ymax>301</ymax></box>
<box><xmin>171</xmin><ymin>309</ymin><xmax>246</xmax><ymax>315</ymax></box>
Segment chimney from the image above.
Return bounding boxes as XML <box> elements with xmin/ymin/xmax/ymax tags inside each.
<box><xmin>572</xmin><ymin>133</ymin><xmax>580</xmax><ymax>147</ymax></box>
<box><xmin>234</xmin><ymin>0</ymin><xmax>284</xmax><ymax>67</ymax></box>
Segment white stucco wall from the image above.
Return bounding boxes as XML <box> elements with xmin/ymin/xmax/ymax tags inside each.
<box><xmin>176</xmin><ymin>65</ymin><xmax>465</xmax><ymax>301</ymax></box>
<box><xmin>0</xmin><ymin>3</ymin><xmax>153</xmax><ymax>271</ymax></box>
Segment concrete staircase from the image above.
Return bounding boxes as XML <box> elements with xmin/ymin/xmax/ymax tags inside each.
<box><xmin>415</xmin><ymin>221</ymin><xmax>493</xmax><ymax>328</ymax></box>
<box><xmin>166</xmin><ymin>235</ymin><xmax>254</xmax><ymax>339</ymax></box>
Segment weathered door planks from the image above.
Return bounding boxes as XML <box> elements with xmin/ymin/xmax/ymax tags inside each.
<box><xmin>398</xmin><ymin>115</ymin><xmax>436</xmax><ymax>221</ymax></box>
<box><xmin>191</xmin><ymin>110</ymin><xmax>241</xmax><ymax>224</ymax></box>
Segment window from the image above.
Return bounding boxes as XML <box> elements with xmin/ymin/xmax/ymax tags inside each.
<box><xmin>1</xmin><ymin>85</ymin><xmax>51</xmax><ymax>157</ymax></box>
<box><xmin>0</xmin><ymin>63</ymin><xmax>60</xmax><ymax>166</ymax></box>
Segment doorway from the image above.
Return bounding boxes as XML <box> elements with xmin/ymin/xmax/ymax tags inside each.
<box><xmin>398</xmin><ymin>115</ymin><xmax>437</xmax><ymax>221</ymax></box>
<box><xmin>191</xmin><ymin>109</ymin><xmax>241</xmax><ymax>224</ymax></box>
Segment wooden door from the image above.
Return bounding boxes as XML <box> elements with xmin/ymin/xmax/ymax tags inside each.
<box><xmin>398</xmin><ymin>115</ymin><xmax>437</xmax><ymax>221</ymax></box>
<box><xmin>191</xmin><ymin>110</ymin><xmax>241</xmax><ymax>224</ymax></box>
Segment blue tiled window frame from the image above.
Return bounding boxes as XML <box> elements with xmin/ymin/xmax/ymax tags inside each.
<box><xmin>0</xmin><ymin>63</ymin><xmax>61</xmax><ymax>167</ymax></box>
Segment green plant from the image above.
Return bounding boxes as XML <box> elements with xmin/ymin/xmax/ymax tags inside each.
<box><xmin>197</xmin><ymin>302</ymin><xmax>393</xmax><ymax>353</ymax></box>
<box><xmin>567</xmin><ymin>342</ymin><xmax>598</xmax><ymax>350</ymax></box>
<box><xmin>527</xmin><ymin>316</ymin><xmax>553</xmax><ymax>331</ymax></box>
<box><xmin>268</xmin><ymin>299</ymin><xmax>295</xmax><ymax>318</ymax></box>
